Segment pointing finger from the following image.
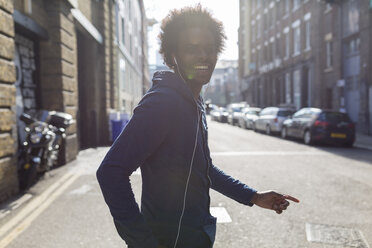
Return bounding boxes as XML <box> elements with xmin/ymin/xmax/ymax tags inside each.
<box><xmin>282</xmin><ymin>194</ymin><xmax>300</xmax><ymax>203</ymax></box>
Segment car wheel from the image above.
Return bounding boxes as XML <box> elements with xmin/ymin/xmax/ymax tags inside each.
<box><xmin>344</xmin><ymin>141</ymin><xmax>354</xmax><ymax>147</ymax></box>
<box><xmin>253</xmin><ymin>123</ymin><xmax>258</xmax><ymax>132</ymax></box>
<box><xmin>281</xmin><ymin>127</ymin><xmax>288</xmax><ymax>139</ymax></box>
<box><xmin>303</xmin><ymin>130</ymin><xmax>313</xmax><ymax>145</ymax></box>
<box><xmin>240</xmin><ymin>120</ymin><xmax>247</xmax><ymax>129</ymax></box>
<box><xmin>265</xmin><ymin>125</ymin><xmax>271</xmax><ymax>135</ymax></box>
<box><xmin>239</xmin><ymin>120</ymin><xmax>244</xmax><ymax>128</ymax></box>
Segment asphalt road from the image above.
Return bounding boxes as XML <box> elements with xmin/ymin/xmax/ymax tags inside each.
<box><xmin>1</xmin><ymin>117</ymin><xmax>371</xmax><ymax>248</ymax></box>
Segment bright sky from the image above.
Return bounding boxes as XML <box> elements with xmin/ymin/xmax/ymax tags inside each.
<box><xmin>144</xmin><ymin>0</ymin><xmax>239</xmax><ymax>65</ymax></box>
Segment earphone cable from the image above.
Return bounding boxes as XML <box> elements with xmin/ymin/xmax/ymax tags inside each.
<box><xmin>173</xmin><ymin>65</ymin><xmax>201</xmax><ymax>248</ymax></box>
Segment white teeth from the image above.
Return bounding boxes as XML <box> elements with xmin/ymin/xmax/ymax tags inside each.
<box><xmin>194</xmin><ymin>65</ymin><xmax>208</xmax><ymax>70</ymax></box>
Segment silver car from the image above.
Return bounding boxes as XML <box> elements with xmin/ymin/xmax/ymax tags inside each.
<box><xmin>227</xmin><ymin>103</ymin><xmax>247</xmax><ymax>125</ymax></box>
<box><xmin>237</xmin><ymin>107</ymin><xmax>261</xmax><ymax>129</ymax></box>
<box><xmin>253</xmin><ymin>107</ymin><xmax>295</xmax><ymax>135</ymax></box>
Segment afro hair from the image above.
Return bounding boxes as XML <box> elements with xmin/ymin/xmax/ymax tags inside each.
<box><xmin>158</xmin><ymin>4</ymin><xmax>226</xmax><ymax>69</ymax></box>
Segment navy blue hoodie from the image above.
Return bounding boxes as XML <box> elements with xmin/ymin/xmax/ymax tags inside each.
<box><xmin>96</xmin><ymin>71</ymin><xmax>257</xmax><ymax>247</ymax></box>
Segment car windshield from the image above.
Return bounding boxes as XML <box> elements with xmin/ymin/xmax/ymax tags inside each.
<box><xmin>320</xmin><ymin>112</ymin><xmax>351</xmax><ymax>123</ymax></box>
<box><xmin>248</xmin><ymin>110</ymin><xmax>260</xmax><ymax>115</ymax></box>
<box><xmin>231</xmin><ymin>106</ymin><xmax>243</xmax><ymax>112</ymax></box>
<box><xmin>278</xmin><ymin>110</ymin><xmax>295</xmax><ymax>117</ymax></box>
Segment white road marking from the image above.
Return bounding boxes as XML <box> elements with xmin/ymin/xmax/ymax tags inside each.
<box><xmin>210</xmin><ymin>207</ymin><xmax>232</xmax><ymax>223</ymax></box>
<box><xmin>211</xmin><ymin>151</ymin><xmax>326</xmax><ymax>156</ymax></box>
<box><xmin>0</xmin><ymin>171</ymin><xmax>81</xmax><ymax>248</ymax></box>
<box><xmin>69</xmin><ymin>184</ymin><xmax>92</xmax><ymax>195</ymax></box>
<box><xmin>305</xmin><ymin>223</ymin><xmax>370</xmax><ymax>247</ymax></box>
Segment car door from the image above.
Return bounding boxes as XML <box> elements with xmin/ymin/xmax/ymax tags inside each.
<box><xmin>289</xmin><ymin>109</ymin><xmax>304</xmax><ymax>137</ymax></box>
<box><xmin>299</xmin><ymin>109</ymin><xmax>315</xmax><ymax>137</ymax></box>
<box><xmin>256</xmin><ymin>108</ymin><xmax>268</xmax><ymax>130</ymax></box>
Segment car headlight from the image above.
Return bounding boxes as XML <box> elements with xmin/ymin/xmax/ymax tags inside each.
<box><xmin>30</xmin><ymin>132</ymin><xmax>42</xmax><ymax>144</ymax></box>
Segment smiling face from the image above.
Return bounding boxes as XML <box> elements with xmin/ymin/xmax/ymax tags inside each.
<box><xmin>173</xmin><ymin>27</ymin><xmax>218</xmax><ymax>89</ymax></box>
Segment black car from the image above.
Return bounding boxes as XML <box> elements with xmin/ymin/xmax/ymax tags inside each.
<box><xmin>281</xmin><ymin>108</ymin><xmax>355</xmax><ymax>146</ymax></box>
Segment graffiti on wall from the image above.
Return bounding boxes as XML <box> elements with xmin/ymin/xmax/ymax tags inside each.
<box><xmin>14</xmin><ymin>33</ymin><xmax>38</xmax><ymax>143</ymax></box>
<box><xmin>15</xmin><ymin>33</ymin><xmax>37</xmax><ymax>114</ymax></box>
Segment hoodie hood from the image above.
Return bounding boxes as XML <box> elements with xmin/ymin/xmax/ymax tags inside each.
<box><xmin>152</xmin><ymin>71</ymin><xmax>197</xmax><ymax>105</ymax></box>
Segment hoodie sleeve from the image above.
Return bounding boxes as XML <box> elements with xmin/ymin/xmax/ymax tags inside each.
<box><xmin>209</xmin><ymin>163</ymin><xmax>257</xmax><ymax>206</ymax></box>
<box><xmin>96</xmin><ymin>90</ymin><xmax>177</xmax><ymax>247</ymax></box>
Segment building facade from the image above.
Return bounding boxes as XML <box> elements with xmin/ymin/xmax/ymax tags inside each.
<box><xmin>0</xmin><ymin>0</ymin><xmax>119</xmax><ymax>202</ymax></box>
<box><xmin>204</xmin><ymin>60</ymin><xmax>240</xmax><ymax>107</ymax></box>
<box><xmin>115</xmin><ymin>0</ymin><xmax>147</xmax><ymax>114</ymax></box>
<box><xmin>239</xmin><ymin>0</ymin><xmax>372</xmax><ymax>134</ymax></box>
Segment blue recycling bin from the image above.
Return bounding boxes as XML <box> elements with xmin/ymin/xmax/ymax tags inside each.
<box><xmin>110</xmin><ymin>113</ymin><xmax>130</xmax><ymax>142</ymax></box>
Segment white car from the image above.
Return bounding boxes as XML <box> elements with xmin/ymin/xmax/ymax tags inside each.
<box><xmin>253</xmin><ymin>107</ymin><xmax>295</xmax><ymax>135</ymax></box>
<box><xmin>237</xmin><ymin>107</ymin><xmax>261</xmax><ymax>129</ymax></box>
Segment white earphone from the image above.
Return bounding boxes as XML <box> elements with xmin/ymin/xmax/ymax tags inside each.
<box><xmin>173</xmin><ymin>55</ymin><xmax>201</xmax><ymax>248</ymax></box>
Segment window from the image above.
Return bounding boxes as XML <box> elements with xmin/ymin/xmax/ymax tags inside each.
<box><xmin>115</xmin><ymin>4</ymin><xmax>119</xmax><ymax>41</ymax></box>
<box><xmin>121</xmin><ymin>17</ymin><xmax>125</xmax><ymax>45</ymax></box>
<box><xmin>293</xmin><ymin>69</ymin><xmax>301</xmax><ymax>109</ymax></box>
<box><xmin>293</xmin><ymin>26</ymin><xmax>301</xmax><ymax>55</ymax></box>
<box><xmin>325</xmin><ymin>3</ymin><xmax>332</xmax><ymax>13</ymax></box>
<box><xmin>276</xmin><ymin>37</ymin><xmax>281</xmax><ymax>60</ymax></box>
<box><xmin>345</xmin><ymin>37</ymin><xmax>360</xmax><ymax>56</ymax></box>
<box><xmin>293</xmin><ymin>0</ymin><xmax>301</xmax><ymax>10</ymax></box>
<box><xmin>326</xmin><ymin>40</ymin><xmax>333</xmax><ymax>68</ymax></box>
<box><xmin>305</xmin><ymin>20</ymin><xmax>310</xmax><ymax>50</ymax></box>
<box><xmin>252</xmin><ymin>23</ymin><xmax>256</xmax><ymax>41</ymax></box>
<box><xmin>128</xmin><ymin>0</ymin><xmax>131</xmax><ymax>20</ymax></box>
<box><xmin>343</xmin><ymin>0</ymin><xmax>360</xmax><ymax>37</ymax></box>
<box><xmin>130</xmin><ymin>34</ymin><xmax>133</xmax><ymax>55</ymax></box>
<box><xmin>257</xmin><ymin>17</ymin><xmax>261</xmax><ymax>38</ymax></box>
<box><xmin>285</xmin><ymin>73</ymin><xmax>291</xmax><ymax>103</ymax></box>
<box><xmin>285</xmin><ymin>32</ymin><xmax>290</xmax><ymax>59</ymax></box>
<box><xmin>119</xmin><ymin>57</ymin><xmax>126</xmax><ymax>88</ymax></box>
<box><xmin>264</xmin><ymin>44</ymin><xmax>268</xmax><ymax>64</ymax></box>
<box><xmin>251</xmin><ymin>0</ymin><xmax>255</xmax><ymax>13</ymax></box>
<box><xmin>285</xmin><ymin>0</ymin><xmax>290</xmax><ymax>15</ymax></box>
<box><xmin>259</xmin><ymin>48</ymin><xmax>263</xmax><ymax>67</ymax></box>
<box><xmin>263</xmin><ymin>12</ymin><xmax>268</xmax><ymax>31</ymax></box>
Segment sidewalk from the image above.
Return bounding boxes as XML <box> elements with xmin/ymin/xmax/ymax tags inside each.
<box><xmin>354</xmin><ymin>132</ymin><xmax>372</xmax><ymax>151</ymax></box>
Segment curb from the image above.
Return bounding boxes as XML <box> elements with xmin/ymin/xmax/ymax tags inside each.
<box><xmin>353</xmin><ymin>144</ymin><xmax>372</xmax><ymax>151</ymax></box>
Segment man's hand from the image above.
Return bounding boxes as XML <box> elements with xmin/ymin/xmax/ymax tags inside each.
<box><xmin>251</xmin><ymin>191</ymin><xmax>300</xmax><ymax>214</ymax></box>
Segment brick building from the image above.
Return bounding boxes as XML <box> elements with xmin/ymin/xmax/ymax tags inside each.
<box><xmin>204</xmin><ymin>60</ymin><xmax>240</xmax><ymax>107</ymax></box>
<box><xmin>0</xmin><ymin>0</ymin><xmax>150</xmax><ymax>202</ymax></box>
<box><xmin>239</xmin><ymin>0</ymin><xmax>372</xmax><ymax>134</ymax></box>
<box><xmin>114</xmin><ymin>0</ymin><xmax>148</xmax><ymax>114</ymax></box>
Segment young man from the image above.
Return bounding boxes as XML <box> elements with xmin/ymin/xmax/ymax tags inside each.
<box><xmin>97</xmin><ymin>5</ymin><xmax>299</xmax><ymax>248</ymax></box>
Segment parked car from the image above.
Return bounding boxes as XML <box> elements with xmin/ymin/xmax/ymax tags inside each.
<box><xmin>227</xmin><ymin>103</ymin><xmax>247</xmax><ymax>125</ymax></box>
<box><xmin>237</xmin><ymin>107</ymin><xmax>261</xmax><ymax>129</ymax></box>
<box><xmin>205</xmin><ymin>103</ymin><xmax>218</xmax><ymax>115</ymax></box>
<box><xmin>210</xmin><ymin>107</ymin><xmax>229</xmax><ymax>123</ymax></box>
<box><xmin>281</xmin><ymin>108</ymin><xmax>355</xmax><ymax>146</ymax></box>
<box><xmin>253</xmin><ymin>107</ymin><xmax>295</xmax><ymax>135</ymax></box>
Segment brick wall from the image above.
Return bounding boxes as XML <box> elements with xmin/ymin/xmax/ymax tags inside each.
<box><xmin>0</xmin><ymin>0</ymin><xmax>120</xmax><ymax>203</ymax></box>
<box><xmin>40</xmin><ymin>0</ymin><xmax>79</xmax><ymax>163</ymax></box>
<box><xmin>0</xmin><ymin>0</ymin><xmax>19</xmax><ymax>202</ymax></box>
